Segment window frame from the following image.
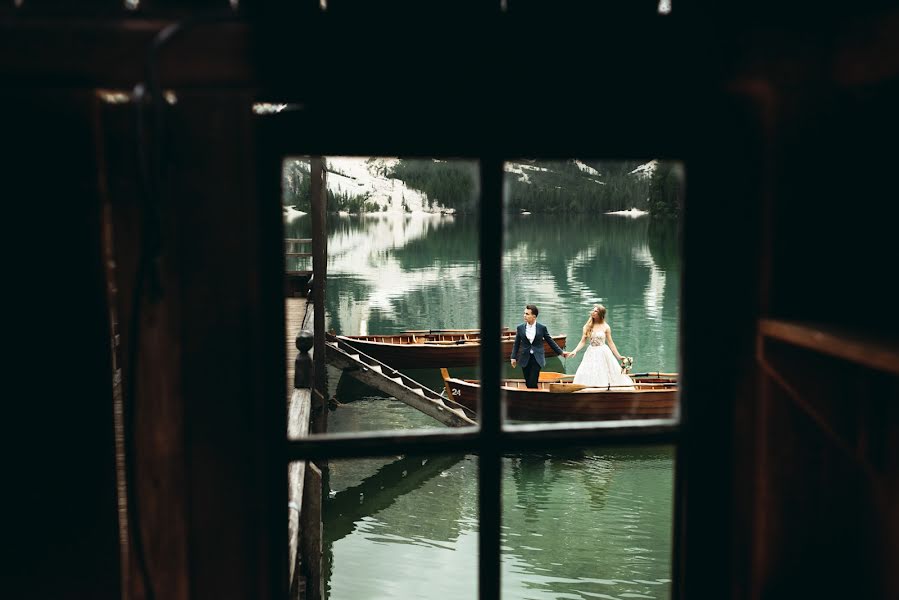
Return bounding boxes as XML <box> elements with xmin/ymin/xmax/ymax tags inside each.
<box><xmin>264</xmin><ymin>115</ymin><xmax>685</xmax><ymax>600</ymax></box>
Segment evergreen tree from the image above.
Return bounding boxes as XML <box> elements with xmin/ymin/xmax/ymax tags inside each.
<box><xmin>647</xmin><ymin>161</ymin><xmax>683</xmax><ymax>219</ymax></box>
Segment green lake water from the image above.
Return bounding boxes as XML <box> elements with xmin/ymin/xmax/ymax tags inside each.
<box><xmin>285</xmin><ymin>211</ymin><xmax>680</xmax><ymax>599</ymax></box>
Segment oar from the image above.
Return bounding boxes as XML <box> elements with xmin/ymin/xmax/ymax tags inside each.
<box><xmin>630</xmin><ymin>372</ymin><xmax>679</xmax><ymax>379</ymax></box>
<box><xmin>403</xmin><ymin>328</ymin><xmax>479</xmax><ymax>334</ymax></box>
<box><xmin>537</xmin><ymin>371</ymin><xmax>575</xmax><ymax>382</ymax></box>
<box><xmin>402</xmin><ymin>327</ymin><xmax>510</xmax><ymax>334</ymax></box>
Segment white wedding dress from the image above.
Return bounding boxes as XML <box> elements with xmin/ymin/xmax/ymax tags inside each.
<box><xmin>573</xmin><ymin>330</ymin><xmax>635</xmax><ymax>389</ymax></box>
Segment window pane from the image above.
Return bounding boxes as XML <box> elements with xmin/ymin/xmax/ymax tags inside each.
<box><xmin>322</xmin><ymin>454</ymin><xmax>477</xmax><ymax>599</ymax></box>
<box><xmin>499</xmin><ymin>159</ymin><xmax>682</xmax><ymax>426</ymax></box>
<box><xmin>502</xmin><ymin>446</ymin><xmax>675</xmax><ymax>599</ymax></box>
<box><xmin>284</xmin><ymin>157</ymin><xmax>480</xmax><ymax>435</ymax></box>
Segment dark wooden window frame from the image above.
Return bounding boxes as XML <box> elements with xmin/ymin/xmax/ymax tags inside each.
<box><xmin>263</xmin><ymin>118</ymin><xmax>685</xmax><ymax>599</ymax></box>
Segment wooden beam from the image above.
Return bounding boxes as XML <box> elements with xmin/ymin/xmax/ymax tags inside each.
<box><xmin>0</xmin><ymin>19</ymin><xmax>253</xmax><ymax>88</ymax></box>
<box><xmin>299</xmin><ymin>462</ymin><xmax>323</xmax><ymax>600</ymax></box>
<box><xmin>310</xmin><ymin>157</ymin><xmax>328</xmax><ymax>433</ymax></box>
<box><xmin>759</xmin><ymin>319</ymin><xmax>899</xmax><ymax>376</ymax></box>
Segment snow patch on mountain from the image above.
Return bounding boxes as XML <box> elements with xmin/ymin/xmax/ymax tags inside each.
<box><xmin>629</xmin><ymin>160</ymin><xmax>658</xmax><ymax>180</ymax></box>
<box><xmin>325</xmin><ymin>156</ymin><xmax>438</xmax><ymax>213</ymax></box>
<box><xmin>575</xmin><ymin>160</ymin><xmax>600</xmax><ymax>176</ymax></box>
<box><xmin>504</xmin><ymin>162</ymin><xmax>552</xmax><ymax>184</ymax></box>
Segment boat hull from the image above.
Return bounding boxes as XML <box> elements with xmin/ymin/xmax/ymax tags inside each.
<box><xmin>338</xmin><ymin>332</ymin><xmax>567</xmax><ymax>369</ymax></box>
<box><xmin>442</xmin><ymin>376</ymin><xmax>677</xmax><ymax>422</ymax></box>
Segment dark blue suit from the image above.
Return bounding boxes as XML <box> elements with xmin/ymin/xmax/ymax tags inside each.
<box><xmin>511</xmin><ymin>322</ymin><xmax>565</xmax><ymax>388</ymax></box>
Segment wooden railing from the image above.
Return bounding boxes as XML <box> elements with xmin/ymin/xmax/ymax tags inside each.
<box><xmin>285</xmin><ymin>237</ymin><xmax>312</xmax><ymax>265</ymax></box>
<box><xmin>285</xmin><ymin>238</ymin><xmax>313</xmax><ymax>297</ymax></box>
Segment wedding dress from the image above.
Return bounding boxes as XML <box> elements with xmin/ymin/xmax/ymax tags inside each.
<box><xmin>572</xmin><ymin>329</ymin><xmax>634</xmax><ymax>389</ymax></box>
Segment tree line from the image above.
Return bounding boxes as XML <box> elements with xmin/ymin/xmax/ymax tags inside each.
<box><xmin>282</xmin><ymin>158</ymin><xmax>682</xmax><ymax>219</ymax></box>
<box><xmin>282</xmin><ymin>160</ymin><xmax>381</xmax><ymax>213</ymax></box>
<box><xmin>387</xmin><ymin>160</ymin><xmax>477</xmax><ymax>211</ymax></box>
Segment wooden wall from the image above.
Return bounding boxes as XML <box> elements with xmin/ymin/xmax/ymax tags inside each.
<box><xmin>3</xmin><ymin>4</ymin><xmax>897</xmax><ymax>600</ymax></box>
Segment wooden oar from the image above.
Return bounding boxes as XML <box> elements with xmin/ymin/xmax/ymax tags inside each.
<box><xmin>630</xmin><ymin>372</ymin><xmax>678</xmax><ymax>379</ymax></box>
<box><xmin>538</xmin><ymin>371</ymin><xmax>575</xmax><ymax>382</ymax></box>
<box><xmin>403</xmin><ymin>327</ymin><xmax>509</xmax><ymax>334</ymax></box>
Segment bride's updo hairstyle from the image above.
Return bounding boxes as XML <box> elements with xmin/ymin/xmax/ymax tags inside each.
<box><xmin>582</xmin><ymin>304</ymin><xmax>607</xmax><ymax>337</ymax></box>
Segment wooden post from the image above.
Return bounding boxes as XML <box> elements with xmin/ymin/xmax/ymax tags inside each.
<box><xmin>310</xmin><ymin>157</ymin><xmax>328</xmax><ymax>434</ymax></box>
<box><xmin>294</xmin><ymin>330</ymin><xmax>314</xmax><ymax>389</ymax></box>
<box><xmin>287</xmin><ymin>388</ymin><xmax>311</xmax><ymax>598</ymax></box>
<box><xmin>300</xmin><ymin>462</ymin><xmax>324</xmax><ymax>600</ymax></box>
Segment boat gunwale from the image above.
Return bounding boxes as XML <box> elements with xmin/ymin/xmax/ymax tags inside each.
<box><xmin>337</xmin><ymin>332</ymin><xmax>567</xmax><ymax>347</ymax></box>
<box><xmin>336</xmin><ymin>334</ymin><xmax>481</xmax><ymax>347</ymax></box>
<box><xmin>447</xmin><ymin>377</ymin><xmax>678</xmax><ymax>395</ymax></box>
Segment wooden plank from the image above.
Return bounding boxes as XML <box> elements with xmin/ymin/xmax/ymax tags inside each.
<box><xmin>285</xmin><ymin>278</ymin><xmax>313</xmax><ymax>597</ymax></box>
<box><xmin>300</xmin><ymin>462</ymin><xmax>323</xmax><ymax>600</ymax></box>
<box><xmin>759</xmin><ymin>319</ymin><xmax>899</xmax><ymax>377</ymax></box>
<box><xmin>167</xmin><ymin>91</ymin><xmax>280</xmax><ymax>600</ymax></box>
<box><xmin>98</xmin><ymin>95</ymin><xmax>191</xmax><ymax>600</ymax></box>
<box><xmin>287</xmin><ymin>388</ymin><xmax>311</xmax><ymax>592</ymax></box>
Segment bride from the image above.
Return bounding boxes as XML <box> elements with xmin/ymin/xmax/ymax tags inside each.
<box><xmin>567</xmin><ymin>305</ymin><xmax>634</xmax><ymax>389</ymax></box>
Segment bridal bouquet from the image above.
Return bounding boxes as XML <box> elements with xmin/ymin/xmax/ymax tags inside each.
<box><xmin>620</xmin><ymin>356</ymin><xmax>634</xmax><ymax>372</ymax></box>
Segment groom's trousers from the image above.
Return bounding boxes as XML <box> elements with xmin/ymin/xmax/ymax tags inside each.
<box><xmin>522</xmin><ymin>360</ymin><xmax>541</xmax><ymax>389</ymax></box>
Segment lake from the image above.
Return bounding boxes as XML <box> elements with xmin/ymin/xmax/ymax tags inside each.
<box><xmin>285</xmin><ymin>210</ymin><xmax>680</xmax><ymax>599</ymax></box>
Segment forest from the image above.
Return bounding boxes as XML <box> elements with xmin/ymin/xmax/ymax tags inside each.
<box><xmin>282</xmin><ymin>158</ymin><xmax>682</xmax><ymax>218</ymax></box>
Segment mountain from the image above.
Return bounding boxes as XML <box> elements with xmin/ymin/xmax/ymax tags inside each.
<box><xmin>283</xmin><ymin>157</ymin><xmax>668</xmax><ymax>215</ymax></box>
<box><xmin>504</xmin><ymin>159</ymin><xmax>654</xmax><ymax>213</ymax></box>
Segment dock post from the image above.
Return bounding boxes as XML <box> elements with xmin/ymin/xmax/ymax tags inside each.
<box><xmin>294</xmin><ymin>330</ymin><xmax>314</xmax><ymax>389</ymax></box>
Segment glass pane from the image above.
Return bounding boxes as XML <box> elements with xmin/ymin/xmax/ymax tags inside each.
<box><xmin>284</xmin><ymin>157</ymin><xmax>480</xmax><ymax>435</ymax></box>
<box><xmin>502</xmin><ymin>445</ymin><xmax>675</xmax><ymax>599</ymax></box>
<box><xmin>498</xmin><ymin>159</ymin><xmax>683</xmax><ymax>425</ymax></box>
<box><xmin>322</xmin><ymin>454</ymin><xmax>477</xmax><ymax>599</ymax></box>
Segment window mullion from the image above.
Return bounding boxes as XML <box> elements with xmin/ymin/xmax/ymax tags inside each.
<box><xmin>478</xmin><ymin>156</ymin><xmax>503</xmax><ymax>600</ymax></box>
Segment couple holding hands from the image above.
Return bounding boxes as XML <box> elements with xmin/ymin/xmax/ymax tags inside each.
<box><xmin>510</xmin><ymin>304</ymin><xmax>634</xmax><ymax>390</ymax></box>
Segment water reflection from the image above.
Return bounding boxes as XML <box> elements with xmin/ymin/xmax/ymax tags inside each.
<box><xmin>325</xmin><ymin>454</ymin><xmax>466</xmax><ymax>544</ymax></box>
<box><xmin>325</xmin><ymin>453</ymin><xmax>479</xmax><ymax>600</ymax></box>
<box><xmin>321</xmin><ymin>436</ymin><xmax>674</xmax><ymax>600</ymax></box>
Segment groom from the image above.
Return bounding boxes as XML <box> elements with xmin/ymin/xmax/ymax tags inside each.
<box><xmin>511</xmin><ymin>304</ymin><xmax>569</xmax><ymax>389</ymax></box>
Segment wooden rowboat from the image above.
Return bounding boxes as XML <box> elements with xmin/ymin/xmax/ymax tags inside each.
<box><xmin>337</xmin><ymin>328</ymin><xmax>567</xmax><ymax>369</ymax></box>
<box><xmin>440</xmin><ymin>369</ymin><xmax>678</xmax><ymax>422</ymax></box>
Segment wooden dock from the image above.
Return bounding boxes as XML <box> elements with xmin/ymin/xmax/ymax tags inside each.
<box><xmin>285</xmin><ymin>297</ymin><xmax>320</xmax><ymax>600</ymax></box>
<box><xmin>284</xmin><ymin>294</ymin><xmax>475</xmax><ymax>599</ymax></box>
